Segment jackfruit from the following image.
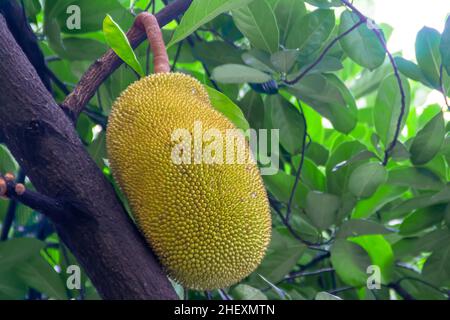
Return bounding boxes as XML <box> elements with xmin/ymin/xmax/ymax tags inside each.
<box><xmin>106</xmin><ymin>72</ymin><xmax>271</xmax><ymax>290</ymax></box>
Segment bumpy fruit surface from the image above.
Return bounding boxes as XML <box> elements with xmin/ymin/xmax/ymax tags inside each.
<box><xmin>106</xmin><ymin>72</ymin><xmax>271</xmax><ymax>290</ymax></box>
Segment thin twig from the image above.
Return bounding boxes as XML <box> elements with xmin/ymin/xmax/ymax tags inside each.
<box><xmin>204</xmin><ymin>291</ymin><xmax>213</xmax><ymax>300</ymax></box>
<box><xmin>45</xmin><ymin>55</ymin><xmax>60</xmax><ymax>63</ymax></box>
<box><xmin>0</xmin><ymin>174</ymin><xmax>65</xmax><ymax>222</ymax></box>
<box><xmin>270</xmin><ymin>197</ymin><xmax>328</xmax><ymax>250</ymax></box>
<box><xmin>188</xmin><ymin>30</ymin><xmax>222</xmax><ymax>90</ymax></box>
<box><xmin>328</xmin><ymin>286</ymin><xmax>355</xmax><ymax>294</ymax></box>
<box><xmin>397</xmin><ymin>277</ymin><xmax>449</xmax><ymax>297</ymax></box>
<box><xmin>47</xmin><ymin>67</ymin><xmax>70</xmax><ymax>95</ymax></box>
<box><xmin>262</xmin><ymin>252</ymin><xmax>331</xmax><ymax>292</ymax></box>
<box><xmin>144</xmin><ymin>0</ymin><xmax>155</xmax><ymax>12</ymax></box>
<box><xmin>283</xmin><ymin>267</ymin><xmax>334</xmax><ymax>282</ymax></box>
<box><xmin>0</xmin><ymin>169</ymin><xmax>25</xmax><ymax>241</ymax></box>
<box><xmin>171</xmin><ymin>40</ymin><xmax>183</xmax><ymax>71</ymax></box>
<box><xmin>388</xmin><ymin>282</ymin><xmax>415</xmax><ymax>300</ymax></box>
<box><xmin>301</xmin><ymin>252</ymin><xmax>331</xmax><ymax>270</ymax></box>
<box><xmin>286</xmin><ymin>101</ymin><xmax>309</xmax><ymax>222</ymax></box>
<box><xmin>218</xmin><ymin>289</ymin><xmax>232</xmax><ymax>300</ymax></box>
<box><xmin>284</xmin><ymin>19</ymin><xmax>366</xmax><ymax>85</ymax></box>
<box><xmin>198</xmin><ymin>27</ymin><xmax>239</xmax><ymax>49</ymax></box>
<box><xmin>339</xmin><ymin>0</ymin><xmax>407</xmax><ymax>166</ymax></box>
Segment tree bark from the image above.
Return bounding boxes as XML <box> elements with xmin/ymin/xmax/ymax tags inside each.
<box><xmin>0</xmin><ymin>0</ymin><xmax>52</xmax><ymax>91</ymax></box>
<box><xmin>0</xmin><ymin>14</ymin><xmax>178</xmax><ymax>300</ymax></box>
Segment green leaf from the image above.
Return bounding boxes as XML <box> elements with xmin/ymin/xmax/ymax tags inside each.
<box><xmin>422</xmin><ymin>234</ymin><xmax>450</xmax><ymax>286</ymax></box>
<box><xmin>418</xmin><ymin>104</ymin><xmax>442</xmax><ymax>128</ymax></box>
<box><xmin>326</xmin><ymin>141</ymin><xmax>366</xmax><ymax>195</ymax></box>
<box><xmin>349</xmin><ymin>235</ymin><xmax>394</xmax><ymax>284</ymax></box>
<box><xmin>410</xmin><ymin>112</ymin><xmax>446</xmax><ymax>165</ymax></box>
<box><xmin>242</xmin><ymin>49</ymin><xmax>276</xmax><ymax>73</ymax></box>
<box><xmin>339</xmin><ymin>11</ymin><xmax>385</xmax><ymax>70</ymax></box>
<box><xmin>337</xmin><ymin>219</ymin><xmax>392</xmax><ymax>239</ymax></box>
<box><xmin>231</xmin><ymin>284</ymin><xmax>268</xmax><ymax>300</ymax></box>
<box><xmin>59</xmin><ymin>38</ymin><xmax>107</xmax><ymax>61</ymax></box>
<box><xmin>374</xmin><ymin>73</ymin><xmax>411</xmax><ymax>147</ymax></box>
<box><xmin>295</xmin><ymin>56</ymin><xmax>344</xmax><ymax>76</ymax></box>
<box><xmin>416</xmin><ymin>27</ymin><xmax>442</xmax><ymax>87</ymax></box>
<box><xmin>169</xmin><ymin>0</ymin><xmax>254</xmax><ymax>47</ymax></box>
<box><xmin>330</xmin><ymin>239</ymin><xmax>371</xmax><ymax>287</ymax></box>
<box><xmin>16</xmin><ymin>255</ymin><xmax>67</xmax><ymax>300</ymax></box>
<box><xmin>23</xmin><ymin>0</ymin><xmax>41</xmax><ymax>21</ymax></box>
<box><xmin>352</xmin><ymin>185</ymin><xmax>407</xmax><ymax>219</ymax></box>
<box><xmin>389</xmin><ymin>186</ymin><xmax>450</xmax><ymax>216</ymax></box>
<box><xmin>387</xmin><ymin>167</ymin><xmax>444</xmax><ymax>191</ymax></box>
<box><xmin>389</xmin><ymin>141</ymin><xmax>411</xmax><ymax>161</ymax></box>
<box><xmin>305</xmin><ymin>191</ymin><xmax>340</xmax><ymax>230</ymax></box>
<box><xmin>0</xmin><ymin>238</ymin><xmax>45</xmax><ymax>272</ymax></box>
<box><xmin>45</xmin><ymin>0</ymin><xmax>128</xmax><ymax>35</ymax></box>
<box><xmin>270</xmin><ymin>49</ymin><xmax>299</xmax><ymax>73</ymax></box>
<box><xmin>239</xmin><ymin>90</ymin><xmax>265</xmax><ymax>130</ymax></box>
<box><xmin>286</xmin><ymin>9</ymin><xmax>335</xmax><ymax>58</ymax></box>
<box><xmin>103</xmin><ymin>14</ymin><xmax>144</xmax><ymax>77</ymax></box>
<box><xmin>0</xmin><ymin>271</ymin><xmax>27</xmax><ymax>300</ymax></box>
<box><xmin>305</xmin><ymin>142</ymin><xmax>329</xmax><ymax>166</ymax></box>
<box><xmin>349</xmin><ymin>162</ymin><xmax>387</xmax><ymax>199</ymax></box>
<box><xmin>315</xmin><ymin>292</ymin><xmax>342</xmax><ymax>300</ymax></box>
<box><xmin>445</xmin><ymin>204</ymin><xmax>450</xmax><ymax>228</ymax></box>
<box><xmin>292</xmin><ymin>157</ymin><xmax>326</xmax><ymax>191</ymax></box>
<box><xmin>211</xmin><ymin>64</ymin><xmax>271</xmax><ymax>83</ymax></box>
<box><xmin>263</xmin><ymin>171</ymin><xmax>309</xmax><ymax>207</ymax></box>
<box><xmin>399</xmin><ymin>204</ymin><xmax>446</xmax><ymax>235</ymax></box>
<box><xmin>0</xmin><ymin>145</ymin><xmax>18</xmax><ymax>174</ymax></box>
<box><xmin>87</xmin><ymin>131</ymin><xmax>107</xmax><ymax>169</ymax></box>
<box><xmin>273</xmin><ymin>0</ymin><xmax>307</xmax><ymax>45</ymax></box>
<box><xmin>193</xmin><ymin>41</ymin><xmax>243</xmax><ymax>68</ymax></box>
<box><xmin>268</xmin><ymin>95</ymin><xmax>305</xmax><ymax>155</ymax></box>
<box><xmin>205</xmin><ymin>86</ymin><xmax>250</xmax><ymax>131</ymax></box>
<box><xmin>441</xmin><ymin>16</ymin><xmax>450</xmax><ymax>75</ymax></box>
<box><xmin>305</xmin><ymin>0</ymin><xmax>341</xmax><ymax>8</ymax></box>
<box><xmin>350</xmin><ymin>62</ymin><xmax>391</xmax><ymax>99</ymax></box>
<box><xmin>395</xmin><ymin>57</ymin><xmax>435</xmax><ymax>88</ymax></box>
<box><xmin>251</xmin><ymin>227</ymin><xmax>307</xmax><ymax>285</ymax></box>
<box><xmin>58</xmin><ymin>0</ymin><xmax>127</xmax><ymax>34</ymax></box>
<box><xmin>232</xmin><ymin>0</ymin><xmax>279</xmax><ymax>53</ymax></box>
<box><xmin>393</xmin><ymin>229</ymin><xmax>450</xmax><ymax>259</ymax></box>
<box><xmin>239</xmin><ymin>90</ymin><xmax>264</xmax><ymax>127</ymax></box>
<box><xmin>287</xmin><ymin>73</ymin><xmax>357</xmax><ymax>133</ymax></box>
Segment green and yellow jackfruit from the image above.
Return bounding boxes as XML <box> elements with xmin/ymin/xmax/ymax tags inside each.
<box><xmin>106</xmin><ymin>72</ymin><xmax>271</xmax><ymax>290</ymax></box>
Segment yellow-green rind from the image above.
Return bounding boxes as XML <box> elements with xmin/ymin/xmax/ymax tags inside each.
<box><xmin>106</xmin><ymin>73</ymin><xmax>271</xmax><ymax>290</ymax></box>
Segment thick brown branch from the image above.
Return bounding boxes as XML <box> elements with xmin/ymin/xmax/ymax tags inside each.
<box><xmin>0</xmin><ymin>14</ymin><xmax>177</xmax><ymax>300</ymax></box>
<box><xmin>61</xmin><ymin>0</ymin><xmax>193</xmax><ymax>119</ymax></box>
<box><xmin>0</xmin><ymin>0</ymin><xmax>52</xmax><ymax>91</ymax></box>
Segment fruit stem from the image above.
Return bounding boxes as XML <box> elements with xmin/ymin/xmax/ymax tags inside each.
<box><xmin>135</xmin><ymin>12</ymin><xmax>170</xmax><ymax>74</ymax></box>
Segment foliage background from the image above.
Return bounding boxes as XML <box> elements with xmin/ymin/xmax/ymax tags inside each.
<box><xmin>0</xmin><ymin>0</ymin><xmax>449</xmax><ymax>300</ymax></box>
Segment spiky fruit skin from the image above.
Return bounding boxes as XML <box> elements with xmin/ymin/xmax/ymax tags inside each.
<box><xmin>106</xmin><ymin>73</ymin><xmax>271</xmax><ymax>290</ymax></box>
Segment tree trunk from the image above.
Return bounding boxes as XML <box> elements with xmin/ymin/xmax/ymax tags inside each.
<box><xmin>0</xmin><ymin>14</ymin><xmax>178</xmax><ymax>300</ymax></box>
